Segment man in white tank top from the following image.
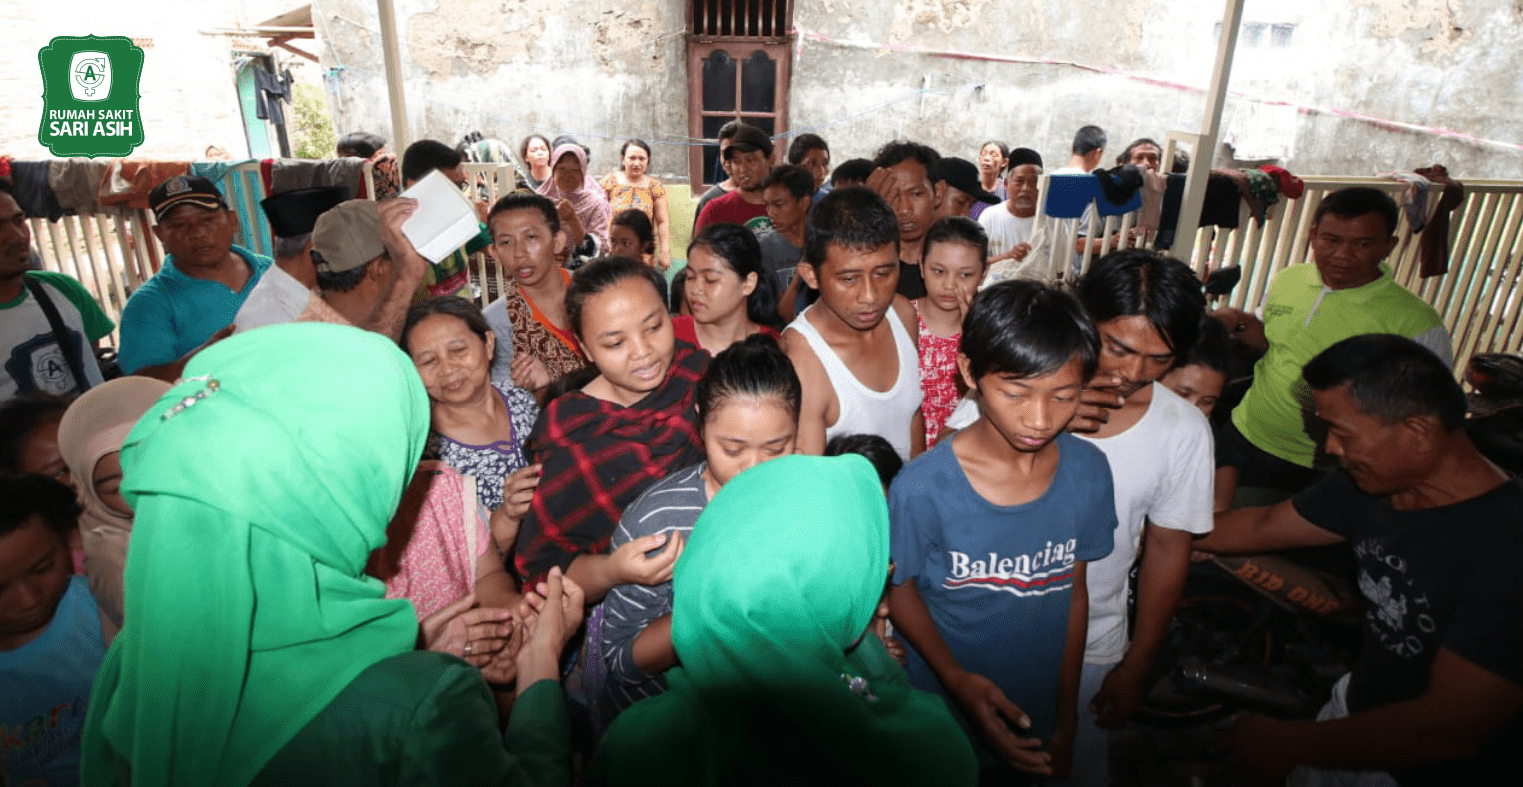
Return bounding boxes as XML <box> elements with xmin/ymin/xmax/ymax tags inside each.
<box><xmin>781</xmin><ymin>187</ymin><xmax>925</xmax><ymax>462</ymax></box>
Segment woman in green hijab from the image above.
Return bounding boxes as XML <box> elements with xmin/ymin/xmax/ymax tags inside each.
<box><xmin>588</xmin><ymin>453</ymin><xmax>978</xmax><ymax>786</ymax></box>
<box><xmin>80</xmin><ymin>322</ymin><xmax>580</xmax><ymax>787</ymax></box>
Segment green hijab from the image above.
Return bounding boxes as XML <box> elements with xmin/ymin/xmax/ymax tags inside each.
<box><xmin>81</xmin><ymin>323</ymin><xmax>431</xmax><ymax>787</ymax></box>
<box><xmin>590</xmin><ymin>454</ymin><xmax>977</xmax><ymax>786</ymax></box>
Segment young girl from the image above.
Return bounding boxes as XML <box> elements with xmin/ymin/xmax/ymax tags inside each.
<box><xmin>889</xmin><ymin>280</ymin><xmax>1117</xmax><ymax>781</ymax></box>
<box><xmin>673</xmin><ymin>223</ymin><xmax>782</xmax><ymax>356</ymax></box>
<box><xmin>514</xmin><ymin>256</ymin><xmax>708</xmax><ymax>597</ymax></box>
<box><xmin>914</xmin><ymin>216</ymin><xmax>989</xmax><ymax>445</ymax></box>
<box><xmin>519</xmin><ymin>134</ymin><xmax>551</xmax><ymax>190</ymax></box>
<box><xmin>595</xmin><ymin>334</ymin><xmax>801</xmax><ymax>720</ymax></box>
<box><xmin>608</xmin><ymin>209</ymin><xmax>657</xmax><ymax>268</ymax></box>
<box><xmin>1160</xmin><ymin>316</ymin><xmax>1230</xmax><ymax>418</ymax></box>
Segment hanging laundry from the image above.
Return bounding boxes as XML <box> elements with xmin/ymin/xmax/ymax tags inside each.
<box><xmin>1242</xmin><ymin>168</ymin><xmax>1279</xmax><ymax>226</ymax></box>
<box><xmin>1258</xmin><ymin>164</ymin><xmax>1304</xmax><ymax>200</ymax></box>
<box><xmin>1378</xmin><ymin>172</ymin><xmax>1432</xmax><ymax>233</ymax></box>
<box><xmin>1200</xmin><ymin>171</ymin><xmax>1243</xmax><ymax>229</ymax></box>
<box><xmin>10</xmin><ymin>161</ymin><xmax>66</xmax><ymax>220</ymax></box>
<box><xmin>1413</xmin><ymin>165</ymin><xmax>1466</xmax><ymax>278</ymax></box>
<box><xmin>1092</xmin><ymin>164</ymin><xmax>1144</xmax><ymax>216</ymax></box>
<box><xmin>253</xmin><ymin>65</ymin><xmax>294</xmax><ymax>129</ymax></box>
<box><xmin>98</xmin><ymin>161</ymin><xmax>190</xmax><ymax>210</ymax></box>
<box><xmin>1154</xmin><ymin>173</ymin><xmax>1187</xmax><ymax>249</ymax></box>
<box><xmin>49</xmin><ymin>159</ymin><xmax>112</xmax><ymax>214</ymax></box>
<box><xmin>1136</xmin><ymin>170</ymin><xmax>1168</xmax><ymax>232</ymax></box>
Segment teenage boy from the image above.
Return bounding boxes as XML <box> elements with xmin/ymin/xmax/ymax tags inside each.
<box><xmin>890</xmin><ymin>280</ymin><xmax>1117</xmax><ymax>781</ymax></box>
<box><xmin>1200</xmin><ymin>335</ymin><xmax>1523</xmax><ymax>785</ymax></box>
<box><xmin>0</xmin><ymin>473</ymin><xmax>108</xmax><ymax>786</ymax></box>
<box><xmin>868</xmin><ymin>141</ymin><xmax>946</xmax><ymax>300</ymax></box>
<box><xmin>693</xmin><ymin>124</ymin><xmax>775</xmax><ymax>232</ymax></box>
<box><xmin>757</xmin><ymin>164</ymin><xmax>814</xmax><ymax>321</ymax></box>
<box><xmin>1059</xmin><ymin>249</ymin><xmax>1214</xmax><ymax>787</ymax></box>
<box><xmin>118</xmin><ymin>175</ymin><xmax>271</xmax><ymax>380</ymax></box>
<box><xmin>782</xmin><ymin>187</ymin><xmax>925</xmax><ymax>462</ymax></box>
<box><xmin>400</xmin><ymin>139</ymin><xmax>492</xmax><ymax>300</ymax></box>
<box><xmin>692</xmin><ymin>120</ymin><xmax>743</xmax><ymax>221</ymax></box>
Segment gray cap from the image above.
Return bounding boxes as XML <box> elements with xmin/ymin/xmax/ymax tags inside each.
<box><xmin>310</xmin><ymin>200</ymin><xmax>385</xmax><ymax>274</ymax></box>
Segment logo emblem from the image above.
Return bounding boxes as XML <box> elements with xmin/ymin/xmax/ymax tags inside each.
<box><xmin>70</xmin><ymin>52</ymin><xmax>111</xmax><ymax>101</ymax></box>
<box><xmin>38</xmin><ymin>35</ymin><xmax>144</xmax><ymax>158</ymax></box>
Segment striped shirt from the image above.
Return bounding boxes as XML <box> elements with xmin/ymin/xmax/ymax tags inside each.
<box><xmin>595</xmin><ymin>463</ymin><xmax>709</xmax><ymax>718</ymax></box>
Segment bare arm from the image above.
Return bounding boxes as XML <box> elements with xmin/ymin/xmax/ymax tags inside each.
<box><xmin>1195</xmin><ymin>500</ymin><xmax>1344</xmax><ymax>555</ymax></box>
<box><xmin>631</xmin><ymin>614</ymin><xmax>677</xmax><ymax>674</ymax></box>
<box><xmin>782</xmin><ymin>327</ymin><xmax>831</xmax><ymax>455</ymax></box>
<box><xmin>132</xmin><ymin>324</ymin><xmax>235</xmax><ymax>382</ymax></box>
<box><xmin>652</xmin><ymin>192</ymin><xmax>671</xmax><ymax>270</ymax></box>
<box><xmin>1210</xmin><ymin>307</ymin><xmax>1267</xmax><ymax>354</ymax></box>
<box><xmin>1050</xmin><ymin>562</ymin><xmax>1089</xmax><ymax>778</ymax></box>
<box><xmin>362</xmin><ymin>198</ymin><xmax>427</xmax><ymax>341</ymax></box>
<box><xmin>1232</xmin><ymin>648</ymin><xmax>1523</xmax><ymax>773</ymax></box>
<box><xmin>1091</xmin><ymin>525</ymin><xmax>1192</xmax><ymax>727</ymax></box>
<box><xmin>473</xmin><ymin>550</ymin><xmax>521</xmax><ymax>611</ymax></box>
<box><xmin>889</xmin><ymin>581</ymin><xmax>1053</xmax><ymax>774</ymax></box>
<box><xmin>910</xmin><ymin>408</ymin><xmax>926</xmax><ymax>458</ymax></box>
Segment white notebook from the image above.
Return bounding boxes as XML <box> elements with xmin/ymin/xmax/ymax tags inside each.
<box><xmin>399</xmin><ymin>170</ymin><xmax>480</xmax><ymax>263</ymax></box>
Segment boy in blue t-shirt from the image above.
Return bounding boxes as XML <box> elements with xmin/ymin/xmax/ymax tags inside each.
<box><xmin>889</xmin><ymin>280</ymin><xmax>1117</xmax><ymax>781</ymax></box>
<box><xmin>0</xmin><ymin>473</ymin><xmax>108</xmax><ymax>787</ymax></box>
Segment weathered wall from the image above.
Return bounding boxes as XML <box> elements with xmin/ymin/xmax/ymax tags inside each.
<box><xmin>314</xmin><ymin>0</ymin><xmax>692</xmax><ymax>181</ymax></box>
<box><xmin>2</xmin><ymin>0</ymin><xmax>301</xmax><ymax>160</ymax></box>
<box><xmin>789</xmin><ymin>0</ymin><xmax>1523</xmax><ymax>179</ymax></box>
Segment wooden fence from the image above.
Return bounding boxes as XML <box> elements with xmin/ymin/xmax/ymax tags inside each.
<box><xmin>1028</xmin><ymin>174</ymin><xmax>1523</xmax><ymax>371</ymax></box>
<box><xmin>29</xmin><ymin>165</ymin><xmax>1523</xmax><ymax>370</ymax></box>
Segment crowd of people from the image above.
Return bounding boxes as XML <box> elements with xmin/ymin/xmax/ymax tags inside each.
<box><xmin>0</xmin><ymin>119</ymin><xmax>1518</xmax><ymax>787</ymax></box>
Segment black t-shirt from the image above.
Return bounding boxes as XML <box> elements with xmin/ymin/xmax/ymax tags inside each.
<box><xmin>1293</xmin><ymin>470</ymin><xmax>1523</xmax><ymax>785</ymax></box>
<box><xmin>896</xmin><ymin>260</ymin><xmax>926</xmax><ymax>300</ymax></box>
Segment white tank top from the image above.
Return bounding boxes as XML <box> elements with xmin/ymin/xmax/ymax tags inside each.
<box><xmin>787</xmin><ymin>306</ymin><xmax>924</xmax><ymax>461</ymax></box>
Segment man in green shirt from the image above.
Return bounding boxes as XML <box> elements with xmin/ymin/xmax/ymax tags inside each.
<box><xmin>1214</xmin><ymin>187</ymin><xmax>1450</xmax><ymax>496</ymax></box>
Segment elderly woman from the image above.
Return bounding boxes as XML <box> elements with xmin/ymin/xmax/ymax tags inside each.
<box><xmin>537</xmin><ymin>142</ymin><xmax>612</xmax><ymax>258</ymax></box>
<box><xmin>80</xmin><ymin>323</ymin><xmax>582</xmax><ymax>787</ymax></box>
<box><xmin>587</xmin><ymin>454</ymin><xmax>977</xmax><ymax>786</ymax></box>
<box><xmin>56</xmin><ymin>376</ymin><xmax>171</xmax><ymax>641</ymax></box>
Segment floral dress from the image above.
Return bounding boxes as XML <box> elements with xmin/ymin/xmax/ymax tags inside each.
<box><xmin>914</xmin><ymin>300</ymin><xmax>961</xmax><ymax>445</ymax></box>
<box><xmin>426</xmin><ymin>382</ymin><xmax>541</xmax><ymax>510</ymax></box>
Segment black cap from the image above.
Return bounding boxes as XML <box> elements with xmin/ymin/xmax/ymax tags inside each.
<box><xmin>726</xmin><ymin>124</ymin><xmax>775</xmax><ymax>158</ymax></box>
<box><xmin>936</xmin><ymin>157</ymin><xmax>999</xmax><ymax>205</ymax></box>
<box><xmin>149</xmin><ymin>176</ymin><xmax>229</xmax><ymax>223</ymax></box>
<box><xmin>1006</xmin><ymin>147</ymin><xmax>1044</xmax><ymax>171</ymax></box>
<box><xmin>260</xmin><ymin>187</ymin><xmax>347</xmax><ymax>238</ymax></box>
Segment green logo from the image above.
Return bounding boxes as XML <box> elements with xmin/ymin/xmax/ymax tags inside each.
<box><xmin>37</xmin><ymin>35</ymin><xmax>145</xmax><ymax>158</ymax></box>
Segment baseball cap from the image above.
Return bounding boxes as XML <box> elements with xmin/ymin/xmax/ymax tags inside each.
<box><xmin>149</xmin><ymin>176</ymin><xmax>230</xmax><ymax>223</ymax></box>
<box><xmin>310</xmin><ymin>200</ymin><xmax>386</xmax><ymax>275</ymax></box>
<box><xmin>936</xmin><ymin>157</ymin><xmax>1000</xmax><ymax>205</ymax></box>
<box><xmin>725</xmin><ymin>124</ymin><xmax>775</xmax><ymax>158</ymax></box>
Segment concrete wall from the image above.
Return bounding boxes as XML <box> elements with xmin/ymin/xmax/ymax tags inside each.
<box><xmin>790</xmin><ymin>0</ymin><xmax>1523</xmax><ymax>180</ymax></box>
<box><xmin>2</xmin><ymin>0</ymin><xmax>309</xmax><ymax>160</ymax></box>
<box><xmin>314</xmin><ymin>0</ymin><xmax>693</xmax><ymax>181</ymax></box>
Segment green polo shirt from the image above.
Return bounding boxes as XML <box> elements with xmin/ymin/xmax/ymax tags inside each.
<box><xmin>1232</xmin><ymin>262</ymin><xmax>1450</xmax><ymax>468</ymax></box>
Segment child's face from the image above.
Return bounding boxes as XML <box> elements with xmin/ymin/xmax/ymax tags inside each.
<box><xmin>580</xmin><ymin>276</ymin><xmax>676</xmax><ymax>406</ymax></box>
<box><xmin>0</xmin><ymin>517</ymin><xmax>72</xmax><ymax>648</ymax></box>
<box><xmin>701</xmin><ymin>396</ymin><xmax>798</xmax><ymax>495</ymax></box>
<box><xmin>608</xmin><ymin>224</ymin><xmax>644</xmax><ymax>260</ymax></box>
<box><xmin>685</xmin><ymin>246</ymin><xmax>756</xmax><ymax>327</ymax></box>
<box><xmin>961</xmin><ymin>355</ymin><xmax>1085</xmax><ymax>453</ymax></box>
<box><xmin>1161</xmin><ymin>363</ymin><xmax>1227</xmax><ymax>417</ymax></box>
<box><xmin>800</xmin><ymin>242</ymin><xmax>899</xmax><ymax>332</ymax></box>
<box><xmin>920</xmin><ymin>241</ymin><xmax>984</xmax><ymax>318</ymax></box>
<box><xmin>21</xmin><ymin>417</ymin><xmax>70</xmax><ymax>486</ymax></box>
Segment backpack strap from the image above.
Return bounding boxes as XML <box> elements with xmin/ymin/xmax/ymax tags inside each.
<box><xmin>22</xmin><ymin>274</ymin><xmax>92</xmax><ymax>393</ymax></box>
